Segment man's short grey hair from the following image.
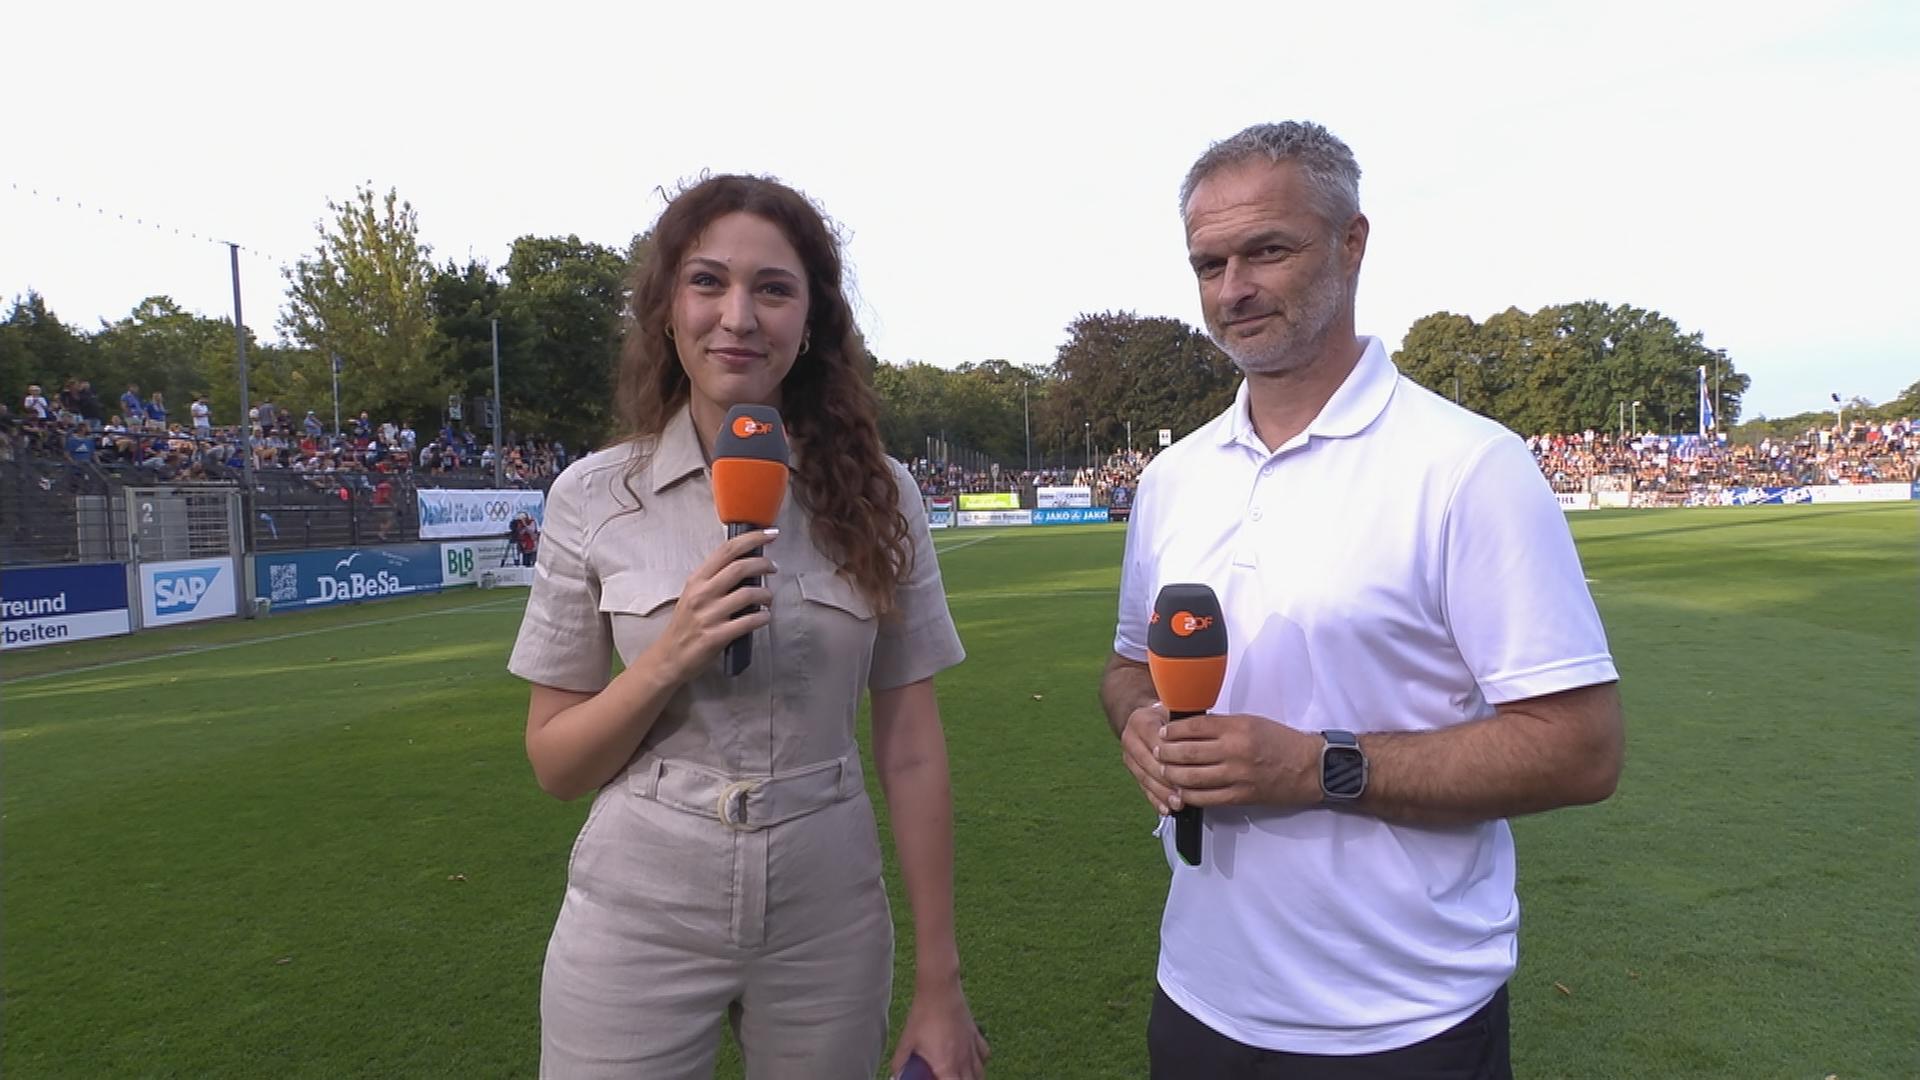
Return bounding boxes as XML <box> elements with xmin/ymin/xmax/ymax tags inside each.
<box><xmin>1179</xmin><ymin>121</ymin><xmax>1362</xmax><ymax>227</ymax></box>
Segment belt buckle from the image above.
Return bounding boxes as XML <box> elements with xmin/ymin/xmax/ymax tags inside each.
<box><xmin>716</xmin><ymin>778</ymin><xmax>766</xmax><ymax>831</ymax></box>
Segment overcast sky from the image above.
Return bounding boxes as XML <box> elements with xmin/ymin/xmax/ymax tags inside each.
<box><xmin>6</xmin><ymin>0</ymin><xmax>1915</xmax><ymax>423</ymax></box>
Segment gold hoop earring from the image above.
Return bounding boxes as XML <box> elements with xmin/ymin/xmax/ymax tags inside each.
<box><xmin>664</xmin><ymin>325</ymin><xmax>676</xmax><ymax>341</ymax></box>
<box><xmin>799</xmin><ymin>332</ymin><xmax>812</xmax><ymax>356</ymax></box>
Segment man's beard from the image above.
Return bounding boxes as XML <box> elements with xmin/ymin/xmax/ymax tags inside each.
<box><xmin>1211</xmin><ymin>268</ymin><xmax>1347</xmax><ymax>376</ymax></box>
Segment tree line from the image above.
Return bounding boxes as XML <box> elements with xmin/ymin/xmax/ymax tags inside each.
<box><xmin>7</xmin><ymin>182</ymin><xmax>1906</xmax><ymax>465</ymax></box>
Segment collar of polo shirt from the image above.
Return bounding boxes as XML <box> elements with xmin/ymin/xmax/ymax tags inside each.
<box><xmin>1217</xmin><ymin>338</ymin><xmax>1399</xmax><ymax>453</ymax></box>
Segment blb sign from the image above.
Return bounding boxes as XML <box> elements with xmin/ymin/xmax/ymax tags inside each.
<box><xmin>440</xmin><ymin>539</ymin><xmax>525</xmax><ymax>587</ymax></box>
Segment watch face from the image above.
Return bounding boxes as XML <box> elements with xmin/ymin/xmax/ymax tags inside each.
<box><xmin>1323</xmin><ymin>746</ymin><xmax>1367</xmax><ymax>799</ymax></box>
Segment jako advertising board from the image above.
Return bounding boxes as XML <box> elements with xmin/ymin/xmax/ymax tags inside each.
<box><xmin>417</xmin><ymin>488</ymin><xmax>547</xmax><ymax>540</ymax></box>
<box><xmin>1031</xmin><ymin>507</ymin><xmax>1111</xmax><ymax>525</ymax></box>
<box><xmin>140</xmin><ymin>557</ymin><xmax>238</xmax><ymax>627</ymax></box>
<box><xmin>1</xmin><ymin>563</ymin><xmax>132</xmax><ymax>650</ymax></box>
<box><xmin>256</xmin><ymin>545</ymin><xmax>448</xmax><ymax>610</ymax></box>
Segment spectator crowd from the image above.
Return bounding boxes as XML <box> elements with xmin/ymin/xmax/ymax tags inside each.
<box><xmin>911</xmin><ymin>446</ymin><xmax>1152</xmax><ymax>509</ymax></box>
<box><xmin>14</xmin><ymin>378</ymin><xmax>1916</xmax><ymax>509</ymax></box>
<box><xmin>1528</xmin><ymin>421</ymin><xmax>1916</xmax><ymax>502</ymax></box>
<box><xmin>6</xmin><ymin>378</ymin><xmax>568</xmax><ymax>489</ymax></box>
<box><xmin>911</xmin><ymin>422</ymin><xmax>1916</xmax><ymax>513</ymax></box>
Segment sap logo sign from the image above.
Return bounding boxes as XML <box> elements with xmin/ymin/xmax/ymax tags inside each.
<box><xmin>155</xmin><ymin>567</ymin><xmax>223</xmax><ymax>613</ymax></box>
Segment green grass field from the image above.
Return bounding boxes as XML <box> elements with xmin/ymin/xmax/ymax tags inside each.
<box><xmin>4</xmin><ymin>504</ymin><xmax>1916</xmax><ymax>1079</ymax></box>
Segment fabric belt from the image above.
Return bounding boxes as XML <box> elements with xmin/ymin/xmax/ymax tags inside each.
<box><xmin>628</xmin><ymin>752</ymin><xmax>861</xmax><ymax>831</ymax></box>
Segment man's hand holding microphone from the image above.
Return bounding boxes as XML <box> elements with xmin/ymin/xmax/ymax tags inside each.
<box><xmin>1127</xmin><ymin>583</ymin><xmax>1328</xmax><ymax>867</ymax></box>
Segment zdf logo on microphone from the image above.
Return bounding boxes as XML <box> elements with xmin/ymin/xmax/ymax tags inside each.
<box><xmin>732</xmin><ymin>416</ymin><xmax>774</xmax><ymax>438</ymax></box>
<box><xmin>1149</xmin><ymin>610</ymin><xmax>1215</xmax><ymax>637</ymax></box>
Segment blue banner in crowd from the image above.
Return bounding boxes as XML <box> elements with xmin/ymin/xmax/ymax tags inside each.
<box><xmin>255</xmin><ymin>544</ymin><xmax>450</xmax><ymax>610</ymax></box>
<box><xmin>1031</xmin><ymin>507</ymin><xmax>1112</xmax><ymax>525</ymax></box>
<box><xmin>1</xmin><ymin>563</ymin><xmax>133</xmax><ymax>650</ymax></box>
<box><xmin>1726</xmin><ymin>487</ymin><xmax>1813</xmax><ymax>506</ymax></box>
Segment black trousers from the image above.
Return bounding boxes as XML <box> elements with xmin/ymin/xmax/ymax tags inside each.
<box><xmin>1148</xmin><ymin>984</ymin><xmax>1512</xmax><ymax>1080</ymax></box>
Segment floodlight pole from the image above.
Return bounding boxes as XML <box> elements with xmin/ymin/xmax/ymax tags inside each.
<box><xmin>1023</xmin><ymin>379</ymin><xmax>1031</xmax><ymax>471</ymax></box>
<box><xmin>229</xmin><ymin>243</ymin><xmax>258</xmax><ymax>618</ymax></box>
<box><xmin>330</xmin><ymin>351</ymin><xmax>342</xmax><ymax>437</ymax></box>
<box><xmin>491</xmin><ymin>318</ymin><xmax>504</xmax><ymax>487</ymax></box>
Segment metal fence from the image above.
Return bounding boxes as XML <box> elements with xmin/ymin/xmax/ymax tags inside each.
<box><xmin>126</xmin><ymin>486</ymin><xmax>244</xmax><ymax>563</ymax></box>
<box><xmin>1</xmin><ymin>457</ymin><xmax>130</xmax><ymax>566</ymax></box>
<box><xmin>4</xmin><ymin>454</ymin><xmax>554</xmax><ymax>568</ymax></box>
<box><xmin>250</xmin><ymin>468</ymin><xmax>551</xmax><ymax>551</ymax></box>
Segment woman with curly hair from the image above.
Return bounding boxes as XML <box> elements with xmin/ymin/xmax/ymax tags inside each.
<box><xmin>509</xmin><ymin>175</ymin><xmax>988</xmax><ymax>1079</ymax></box>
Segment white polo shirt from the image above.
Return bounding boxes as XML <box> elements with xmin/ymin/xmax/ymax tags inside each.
<box><xmin>1113</xmin><ymin>336</ymin><xmax>1617</xmax><ymax>1054</ymax></box>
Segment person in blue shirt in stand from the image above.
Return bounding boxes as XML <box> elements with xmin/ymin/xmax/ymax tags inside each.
<box><xmin>120</xmin><ymin>384</ymin><xmax>146</xmax><ymax>425</ymax></box>
<box><xmin>65</xmin><ymin>428</ymin><xmax>96</xmax><ymax>465</ymax></box>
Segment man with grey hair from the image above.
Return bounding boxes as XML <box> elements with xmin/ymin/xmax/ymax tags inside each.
<box><xmin>1100</xmin><ymin>121</ymin><xmax>1624</xmax><ymax>1077</ymax></box>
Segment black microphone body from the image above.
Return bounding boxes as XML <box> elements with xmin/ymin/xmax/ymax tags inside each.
<box><xmin>1168</xmin><ymin>707</ymin><xmax>1206</xmax><ymax>867</ymax></box>
<box><xmin>723</xmin><ymin>522</ymin><xmax>762</xmax><ymax>677</ymax></box>
<box><xmin>710</xmin><ymin>405</ymin><xmax>789</xmax><ymax>678</ymax></box>
<box><xmin>1147</xmin><ymin>582</ymin><xmax>1229</xmax><ymax>870</ymax></box>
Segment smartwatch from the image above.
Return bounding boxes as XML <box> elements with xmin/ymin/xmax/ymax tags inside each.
<box><xmin>1319</xmin><ymin>729</ymin><xmax>1367</xmax><ymax>801</ymax></box>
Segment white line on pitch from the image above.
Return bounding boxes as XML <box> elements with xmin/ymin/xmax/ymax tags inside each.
<box><xmin>4</xmin><ymin>595</ymin><xmax>528</xmax><ymax>686</ymax></box>
<box><xmin>933</xmin><ymin>535</ymin><xmax>997</xmax><ymax>556</ymax></box>
<box><xmin>947</xmin><ymin>587</ymin><xmax>1114</xmax><ymax>602</ymax></box>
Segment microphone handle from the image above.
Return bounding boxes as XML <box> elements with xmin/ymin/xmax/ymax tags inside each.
<box><xmin>1168</xmin><ymin>707</ymin><xmax>1206</xmax><ymax>867</ymax></box>
<box><xmin>723</xmin><ymin>522</ymin><xmax>762</xmax><ymax>677</ymax></box>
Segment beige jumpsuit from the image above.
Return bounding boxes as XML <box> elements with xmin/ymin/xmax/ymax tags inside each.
<box><xmin>508</xmin><ymin>408</ymin><xmax>964</xmax><ymax>1079</ymax></box>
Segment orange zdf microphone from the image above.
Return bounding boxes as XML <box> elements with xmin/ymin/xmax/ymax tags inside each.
<box><xmin>1147</xmin><ymin>583</ymin><xmax>1228</xmax><ymax>868</ymax></box>
<box><xmin>711</xmin><ymin>404</ymin><xmax>789</xmax><ymax>677</ymax></box>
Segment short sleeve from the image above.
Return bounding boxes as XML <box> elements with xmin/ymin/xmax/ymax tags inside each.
<box><xmin>868</xmin><ymin>462</ymin><xmax>966</xmax><ymax>691</ymax></box>
<box><xmin>508</xmin><ymin>462</ymin><xmax>614</xmax><ymax>692</ymax></box>
<box><xmin>1443</xmin><ymin>434</ymin><xmax>1618</xmax><ymax>704</ymax></box>
<box><xmin>1111</xmin><ymin>466</ymin><xmax>1155</xmax><ymax>663</ymax></box>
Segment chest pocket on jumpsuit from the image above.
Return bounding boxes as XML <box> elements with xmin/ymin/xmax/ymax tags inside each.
<box><xmin>789</xmin><ymin>570</ymin><xmax>880</xmax><ymax>707</ymax></box>
<box><xmin>598</xmin><ymin>568</ymin><xmax>685</xmax><ymax>666</ymax></box>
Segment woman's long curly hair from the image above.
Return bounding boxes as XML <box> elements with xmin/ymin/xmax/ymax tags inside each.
<box><xmin>616</xmin><ymin>175</ymin><xmax>908</xmax><ymax>614</ymax></box>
